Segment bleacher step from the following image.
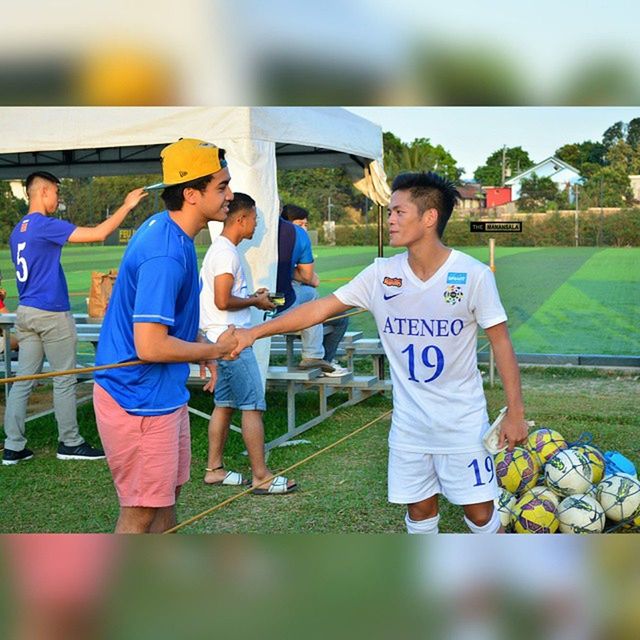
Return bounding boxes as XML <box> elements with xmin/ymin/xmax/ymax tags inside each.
<box><xmin>266</xmin><ymin>366</ymin><xmax>323</xmax><ymax>381</ymax></box>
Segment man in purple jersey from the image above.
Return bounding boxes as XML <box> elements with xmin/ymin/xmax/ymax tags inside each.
<box><xmin>2</xmin><ymin>171</ymin><xmax>147</xmax><ymax>466</ymax></box>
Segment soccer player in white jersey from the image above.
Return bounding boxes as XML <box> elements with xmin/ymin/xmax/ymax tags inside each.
<box><xmin>233</xmin><ymin>172</ymin><xmax>528</xmax><ymax>533</ymax></box>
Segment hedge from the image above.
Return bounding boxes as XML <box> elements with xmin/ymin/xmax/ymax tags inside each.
<box><xmin>317</xmin><ymin>210</ymin><xmax>640</xmax><ymax>247</ymax></box>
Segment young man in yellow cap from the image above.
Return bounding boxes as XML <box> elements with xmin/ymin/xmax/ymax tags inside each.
<box><xmin>93</xmin><ymin>139</ymin><xmax>239</xmax><ymax>533</ymax></box>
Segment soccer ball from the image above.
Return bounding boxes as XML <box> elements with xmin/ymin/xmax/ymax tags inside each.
<box><xmin>526</xmin><ymin>428</ymin><xmax>567</xmax><ymax>465</ymax></box>
<box><xmin>544</xmin><ymin>449</ymin><xmax>593</xmax><ymax>497</ymax></box>
<box><xmin>596</xmin><ymin>474</ymin><xmax>640</xmax><ymax>522</ymax></box>
<box><xmin>520</xmin><ymin>485</ymin><xmax>560</xmax><ymax>509</ymax></box>
<box><xmin>620</xmin><ymin>509</ymin><xmax>640</xmax><ymax>532</ymax></box>
<box><xmin>512</xmin><ymin>492</ymin><xmax>559</xmax><ymax>534</ymax></box>
<box><xmin>558</xmin><ymin>493</ymin><xmax>605</xmax><ymax>533</ymax></box>
<box><xmin>495</xmin><ymin>447</ymin><xmax>539</xmax><ymax>495</ymax></box>
<box><xmin>495</xmin><ymin>488</ymin><xmax>516</xmax><ymax>529</ymax></box>
<box><xmin>572</xmin><ymin>444</ymin><xmax>606</xmax><ymax>484</ymax></box>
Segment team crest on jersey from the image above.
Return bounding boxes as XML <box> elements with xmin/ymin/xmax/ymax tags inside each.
<box><xmin>443</xmin><ymin>285</ymin><xmax>464</xmax><ymax>305</ymax></box>
<box><xmin>382</xmin><ymin>276</ymin><xmax>402</xmax><ymax>288</ymax></box>
<box><xmin>20</xmin><ymin>220</ymin><xmax>29</xmax><ymax>232</ymax></box>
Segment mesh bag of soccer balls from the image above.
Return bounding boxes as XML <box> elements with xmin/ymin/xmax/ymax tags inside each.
<box><xmin>494</xmin><ymin>427</ymin><xmax>640</xmax><ymax>534</ymax></box>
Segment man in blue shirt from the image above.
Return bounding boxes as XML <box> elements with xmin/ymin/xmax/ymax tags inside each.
<box><xmin>3</xmin><ymin>171</ymin><xmax>147</xmax><ymax>465</ymax></box>
<box><xmin>276</xmin><ymin>204</ymin><xmax>350</xmax><ymax>376</ymax></box>
<box><xmin>93</xmin><ymin>138</ymin><xmax>238</xmax><ymax>533</ymax></box>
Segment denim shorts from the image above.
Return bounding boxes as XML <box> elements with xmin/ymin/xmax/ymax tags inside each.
<box><xmin>214</xmin><ymin>347</ymin><xmax>266</xmax><ymax>411</ymax></box>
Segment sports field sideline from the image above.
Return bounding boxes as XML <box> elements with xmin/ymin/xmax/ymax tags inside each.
<box><xmin>0</xmin><ymin>243</ymin><xmax>638</xmax><ymax>533</ymax></box>
<box><xmin>1</xmin><ymin>244</ymin><xmax>638</xmax><ymax>356</ymax></box>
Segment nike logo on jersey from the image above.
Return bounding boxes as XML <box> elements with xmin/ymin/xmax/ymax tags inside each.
<box><xmin>383</xmin><ymin>292</ymin><xmax>402</xmax><ymax>300</ymax></box>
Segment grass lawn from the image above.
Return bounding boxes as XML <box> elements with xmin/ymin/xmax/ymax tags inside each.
<box><xmin>1</xmin><ymin>366</ymin><xmax>638</xmax><ymax>534</ymax></box>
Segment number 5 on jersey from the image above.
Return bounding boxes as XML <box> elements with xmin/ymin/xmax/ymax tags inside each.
<box><xmin>16</xmin><ymin>242</ymin><xmax>29</xmax><ymax>283</ymax></box>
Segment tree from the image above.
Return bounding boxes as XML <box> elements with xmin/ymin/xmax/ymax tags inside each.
<box><xmin>383</xmin><ymin>134</ymin><xmax>462</xmax><ymax>182</ymax></box>
<box><xmin>0</xmin><ymin>182</ymin><xmax>27</xmax><ymax>244</ymax></box>
<box><xmin>59</xmin><ymin>175</ymin><xmax>160</xmax><ymax>230</ymax></box>
<box><xmin>603</xmin><ymin>121</ymin><xmax>626</xmax><ymax>149</ymax></box>
<box><xmin>473</xmin><ymin>146</ymin><xmax>534</xmax><ymax>186</ymax></box>
<box><xmin>555</xmin><ymin>141</ymin><xmax>606</xmax><ymax>173</ymax></box>
<box><xmin>581</xmin><ymin>165</ymin><xmax>633</xmax><ymax>208</ymax></box>
<box><xmin>277</xmin><ymin>166</ymin><xmax>361</xmax><ymax>227</ymax></box>
<box><xmin>517</xmin><ymin>174</ymin><xmax>560</xmax><ymax>212</ymax></box>
<box><xmin>626</xmin><ymin>117</ymin><xmax>640</xmax><ymax>149</ymax></box>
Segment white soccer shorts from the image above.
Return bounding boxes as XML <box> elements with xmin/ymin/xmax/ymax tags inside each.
<box><xmin>388</xmin><ymin>447</ymin><xmax>499</xmax><ymax>505</ymax></box>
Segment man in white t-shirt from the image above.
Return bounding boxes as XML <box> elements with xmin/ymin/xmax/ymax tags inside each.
<box><xmin>232</xmin><ymin>172</ymin><xmax>528</xmax><ymax>532</ymax></box>
<box><xmin>199</xmin><ymin>193</ymin><xmax>297</xmax><ymax>495</ymax></box>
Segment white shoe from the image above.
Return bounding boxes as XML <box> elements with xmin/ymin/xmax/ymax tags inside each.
<box><xmin>322</xmin><ymin>361</ymin><xmax>351</xmax><ymax>377</ymax></box>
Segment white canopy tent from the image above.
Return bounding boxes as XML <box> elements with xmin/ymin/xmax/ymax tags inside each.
<box><xmin>0</xmin><ymin>106</ymin><xmax>390</xmax><ymax>381</ymax></box>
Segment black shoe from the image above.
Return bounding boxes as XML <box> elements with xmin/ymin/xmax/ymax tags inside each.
<box><xmin>57</xmin><ymin>442</ymin><xmax>105</xmax><ymax>461</ymax></box>
<box><xmin>2</xmin><ymin>447</ymin><xmax>34</xmax><ymax>466</ymax></box>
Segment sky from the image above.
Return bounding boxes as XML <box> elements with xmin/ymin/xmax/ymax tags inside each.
<box><xmin>349</xmin><ymin>107</ymin><xmax>640</xmax><ymax>180</ymax></box>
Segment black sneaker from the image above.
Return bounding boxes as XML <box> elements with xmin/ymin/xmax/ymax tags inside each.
<box><xmin>57</xmin><ymin>442</ymin><xmax>105</xmax><ymax>461</ymax></box>
<box><xmin>2</xmin><ymin>447</ymin><xmax>34</xmax><ymax>466</ymax></box>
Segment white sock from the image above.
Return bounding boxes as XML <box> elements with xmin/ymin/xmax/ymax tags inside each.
<box><xmin>464</xmin><ymin>508</ymin><xmax>501</xmax><ymax>534</ymax></box>
<box><xmin>405</xmin><ymin>512</ymin><xmax>440</xmax><ymax>534</ymax></box>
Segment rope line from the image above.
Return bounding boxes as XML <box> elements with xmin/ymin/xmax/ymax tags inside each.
<box><xmin>163</xmin><ymin>408</ymin><xmax>393</xmax><ymax>534</ymax></box>
<box><xmin>0</xmin><ymin>360</ymin><xmax>144</xmax><ymax>385</ymax></box>
<box><xmin>324</xmin><ymin>308</ymin><xmax>367</xmax><ymax>322</ymax></box>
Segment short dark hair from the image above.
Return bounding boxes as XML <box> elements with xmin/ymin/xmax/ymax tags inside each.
<box><xmin>281</xmin><ymin>204</ymin><xmax>309</xmax><ymax>222</ymax></box>
<box><xmin>391</xmin><ymin>172</ymin><xmax>460</xmax><ymax>238</ymax></box>
<box><xmin>161</xmin><ymin>174</ymin><xmax>215</xmax><ymax>210</ymax></box>
<box><xmin>227</xmin><ymin>192</ymin><xmax>256</xmax><ymax>216</ymax></box>
<box><xmin>25</xmin><ymin>171</ymin><xmax>61</xmax><ymax>192</ymax></box>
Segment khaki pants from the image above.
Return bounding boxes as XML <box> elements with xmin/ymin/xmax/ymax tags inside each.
<box><xmin>3</xmin><ymin>305</ymin><xmax>83</xmax><ymax>451</ymax></box>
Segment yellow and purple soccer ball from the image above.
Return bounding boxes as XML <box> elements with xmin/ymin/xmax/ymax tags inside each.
<box><xmin>558</xmin><ymin>493</ymin><xmax>605</xmax><ymax>533</ymax></box>
<box><xmin>526</xmin><ymin>428</ymin><xmax>567</xmax><ymax>466</ymax></box>
<box><xmin>520</xmin><ymin>485</ymin><xmax>561</xmax><ymax>509</ymax></box>
<box><xmin>620</xmin><ymin>509</ymin><xmax>640</xmax><ymax>532</ymax></box>
<box><xmin>572</xmin><ymin>444</ymin><xmax>606</xmax><ymax>485</ymax></box>
<box><xmin>596</xmin><ymin>474</ymin><xmax>640</xmax><ymax>522</ymax></box>
<box><xmin>544</xmin><ymin>448</ymin><xmax>593</xmax><ymax>497</ymax></box>
<box><xmin>495</xmin><ymin>447</ymin><xmax>539</xmax><ymax>495</ymax></box>
<box><xmin>512</xmin><ymin>492</ymin><xmax>559</xmax><ymax>534</ymax></box>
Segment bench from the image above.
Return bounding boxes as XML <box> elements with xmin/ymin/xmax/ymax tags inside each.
<box><xmin>345</xmin><ymin>338</ymin><xmax>386</xmax><ymax>379</ymax></box>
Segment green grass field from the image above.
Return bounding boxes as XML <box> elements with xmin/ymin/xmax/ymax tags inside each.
<box><xmin>1</xmin><ymin>366</ymin><xmax>638</xmax><ymax>533</ymax></box>
<box><xmin>1</xmin><ymin>243</ymin><xmax>638</xmax><ymax>533</ymax></box>
<box><xmin>0</xmin><ymin>244</ymin><xmax>638</xmax><ymax>355</ymax></box>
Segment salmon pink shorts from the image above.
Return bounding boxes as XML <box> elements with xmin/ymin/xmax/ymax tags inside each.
<box><xmin>93</xmin><ymin>383</ymin><xmax>191</xmax><ymax>508</ymax></box>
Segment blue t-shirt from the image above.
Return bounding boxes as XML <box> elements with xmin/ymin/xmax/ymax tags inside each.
<box><xmin>9</xmin><ymin>213</ymin><xmax>76</xmax><ymax>312</ymax></box>
<box><xmin>94</xmin><ymin>211</ymin><xmax>200</xmax><ymax>416</ymax></box>
<box><xmin>276</xmin><ymin>219</ymin><xmax>314</xmax><ymax>311</ymax></box>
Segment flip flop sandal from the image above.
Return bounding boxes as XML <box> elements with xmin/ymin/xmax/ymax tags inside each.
<box><xmin>251</xmin><ymin>475</ymin><xmax>297</xmax><ymax>495</ymax></box>
<box><xmin>204</xmin><ymin>466</ymin><xmax>248</xmax><ymax>486</ymax></box>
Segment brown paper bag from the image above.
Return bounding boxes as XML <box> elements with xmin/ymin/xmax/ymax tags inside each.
<box><xmin>88</xmin><ymin>270</ymin><xmax>117</xmax><ymax>318</ymax></box>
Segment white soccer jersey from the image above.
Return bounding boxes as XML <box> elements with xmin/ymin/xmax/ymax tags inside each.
<box><xmin>334</xmin><ymin>249</ymin><xmax>507</xmax><ymax>454</ymax></box>
<box><xmin>199</xmin><ymin>235</ymin><xmax>252</xmax><ymax>342</ymax></box>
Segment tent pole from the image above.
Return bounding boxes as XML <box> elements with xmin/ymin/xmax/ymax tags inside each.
<box><xmin>377</xmin><ymin>203</ymin><xmax>384</xmax><ymax>257</ymax></box>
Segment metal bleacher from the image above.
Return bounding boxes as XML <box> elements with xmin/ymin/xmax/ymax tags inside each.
<box><xmin>1</xmin><ymin>314</ymin><xmax>391</xmax><ymax>450</ymax></box>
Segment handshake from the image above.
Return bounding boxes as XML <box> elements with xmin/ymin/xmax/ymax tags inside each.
<box><xmin>209</xmin><ymin>324</ymin><xmax>256</xmax><ymax>361</ymax></box>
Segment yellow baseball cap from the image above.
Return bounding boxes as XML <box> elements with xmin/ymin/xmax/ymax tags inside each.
<box><xmin>145</xmin><ymin>138</ymin><xmax>227</xmax><ymax>190</ymax></box>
